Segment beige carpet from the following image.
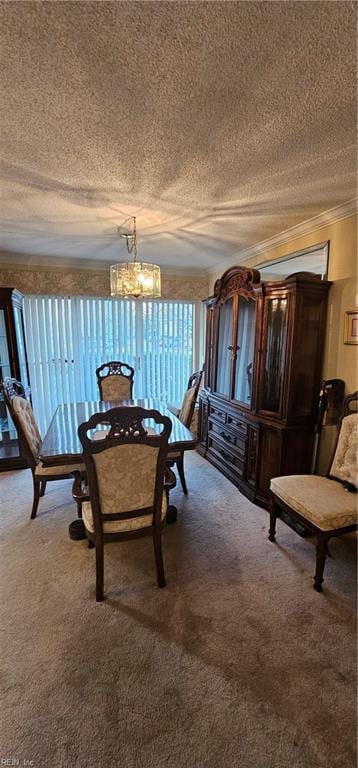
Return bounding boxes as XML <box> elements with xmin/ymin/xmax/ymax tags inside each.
<box><xmin>0</xmin><ymin>452</ymin><xmax>356</xmax><ymax>768</ymax></box>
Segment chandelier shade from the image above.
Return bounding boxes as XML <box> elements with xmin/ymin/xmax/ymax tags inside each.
<box><xmin>110</xmin><ymin>261</ymin><xmax>161</xmax><ymax>299</ymax></box>
<box><xmin>110</xmin><ymin>216</ymin><xmax>161</xmax><ymax>299</ymax></box>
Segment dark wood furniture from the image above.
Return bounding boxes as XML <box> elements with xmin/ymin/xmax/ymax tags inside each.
<box><xmin>77</xmin><ymin>406</ymin><xmax>174</xmax><ymax>601</ymax></box>
<box><xmin>167</xmin><ymin>369</ymin><xmax>203</xmax><ymax>494</ymax></box>
<box><xmin>269</xmin><ymin>392</ymin><xmax>357</xmax><ymax>591</ymax></box>
<box><xmin>198</xmin><ymin>266</ymin><xmax>331</xmax><ymax>507</ymax></box>
<box><xmin>40</xmin><ymin>399</ymin><xmax>197</xmax><ymax>466</ymax></box>
<box><xmin>3</xmin><ymin>377</ymin><xmax>84</xmax><ymax>519</ymax></box>
<box><xmin>40</xmin><ymin>398</ymin><xmax>197</xmax><ymax>529</ymax></box>
<box><xmin>0</xmin><ymin>288</ymin><xmax>30</xmax><ymax>469</ymax></box>
<box><xmin>96</xmin><ymin>361</ymin><xmax>135</xmax><ymax>400</ymax></box>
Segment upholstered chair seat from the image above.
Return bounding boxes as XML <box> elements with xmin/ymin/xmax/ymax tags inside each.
<box><xmin>3</xmin><ymin>378</ymin><xmax>85</xmax><ymax>520</ymax></box>
<box><xmin>270</xmin><ymin>475</ymin><xmax>357</xmax><ymax>532</ymax></box>
<box><xmin>35</xmin><ymin>461</ymin><xmax>85</xmax><ymax>477</ymax></box>
<box><xmin>269</xmin><ymin>392</ymin><xmax>358</xmax><ymax>592</ymax></box>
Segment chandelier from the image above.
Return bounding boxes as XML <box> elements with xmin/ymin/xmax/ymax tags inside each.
<box><xmin>110</xmin><ymin>216</ymin><xmax>161</xmax><ymax>299</ymax></box>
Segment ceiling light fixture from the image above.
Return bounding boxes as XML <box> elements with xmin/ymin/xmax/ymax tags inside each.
<box><xmin>110</xmin><ymin>216</ymin><xmax>161</xmax><ymax>299</ymax></box>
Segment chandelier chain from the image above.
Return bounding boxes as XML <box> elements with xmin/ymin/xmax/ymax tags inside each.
<box><xmin>123</xmin><ymin>216</ymin><xmax>137</xmax><ymax>261</ymax></box>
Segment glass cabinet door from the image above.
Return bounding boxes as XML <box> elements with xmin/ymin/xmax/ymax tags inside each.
<box><xmin>215</xmin><ymin>297</ymin><xmax>234</xmax><ymax>397</ymax></box>
<box><xmin>234</xmin><ymin>297</ymin><xmax>256</xmax><ymax>406</ymax></box>
<box><xmin>0</xmin><ymin>310</ymin><xmax>22</xmax><ymax>462</ymax></box>
<box><xmin>261</xmin><ymin>297</ymin><xmax>288</xmax><ymax>413</ymax></box>
<box><xmin>13</xmin><ymin>306</ymin><xmax>30</xmax><ymax>390</ymax></box>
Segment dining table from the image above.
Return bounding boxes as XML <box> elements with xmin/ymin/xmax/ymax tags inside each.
<box><xmin>39</xmin><ymin>398</ymin><xmax>198</xmax><ymax>535</ymax></box>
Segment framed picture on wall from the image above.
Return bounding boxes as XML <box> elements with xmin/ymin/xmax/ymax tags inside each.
<box><xmin>344</xmin><ymin>311</ymin><xmax>358</xmax><ymax>345</ymax></box>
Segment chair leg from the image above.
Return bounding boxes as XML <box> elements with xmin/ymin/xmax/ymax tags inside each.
<box><xmin>153</xmin><ymin>530</ymin><xmax>166</xmax><ymax>588</ymax></box>
<box><xmin>268</xmin><ymin>502</ymin><xmax>278</xmax><ymax>542</ymax></box>
<box><xmin>39</xmin><ymin>480</ymin><xmax>47</xmax><ymax>497</ymax></box>
<box><xmin>176</xmin><ymin>453</ymin><xmax>188</xmax><ymax>495</ymax></box>
<box><xmin>95</xmin><ymin>538</ymin><xmax>104</xmax><ymax>602</ymax></box>
<box><xmin>314</xmin><ymin>536</ymin><xmax>329</xmax><ymax>592</ymax></box>
<box><xmin>72</xmin><ymin>473</ymin><xmax>83</xmax><ymax>518</ymax></box>
<box><xmin>31</xmin><ymin>478</ymin><xmax>41</xmax><ymax>519</ymax></box>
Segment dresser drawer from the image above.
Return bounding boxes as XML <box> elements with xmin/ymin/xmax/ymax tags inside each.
<box><xmin>208</xmin><ymin>435</ymin><xmax>245</xmax><ymax>476</ymax></box>
<box><xmin>226</xmin><ymin>413</ymin><xmax>248</xmax><ymax>436</ymax></box>
<box><xmin>209</xmin><ymin>421</ymin><xmax>246</xmax><ymax>452</ymax></box>
<box><xmin>209</xmin><ymin>404</ymin><xmax>227</xmax><ymax>423</ymax></box>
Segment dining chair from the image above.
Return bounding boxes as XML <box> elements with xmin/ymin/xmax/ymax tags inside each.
<box><xmin>2</xmin><ymin>377</ymin><xmax>85</xmax><ymax>520</ymax></box>
<box><xmin>269</xmin><ymin>391</ymin><xmax>358</xmax><ymax>591</ymax></box>
<box><xmin>96</xmin><ymin>361</ymin><xmax>135</xmax><ymax>401</ymax></box>
<box><xmin>77</xmin><ymin>406</ymin><xmax>175</xmax><ymax>601</ymax></box>
<box><xmin>167</xmin><ymin>369</ymin><xmax>203</xmax><ymax>494</ymax></box>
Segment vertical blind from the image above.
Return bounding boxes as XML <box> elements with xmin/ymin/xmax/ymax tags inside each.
<box><xmin>23</xmin><ymin>296</ymin><xmax>195</xmax><ymax>435</ymax></box>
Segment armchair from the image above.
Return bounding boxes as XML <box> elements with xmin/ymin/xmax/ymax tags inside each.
<box><xmin>167</xmin><ymin>369</ymin><xmax>203</xmax><ymax>494</ymax></box>
<box><xmin>269</xmin><ymin>392</ymin><xmax>357</xmax><ymax>591</ymax></box>
<box><xmin>2</xmin><ymin>377</ymin><xmax>85</xmax><ymax>519</ymax></box>
<box><xmin>77</xmin><ymin>406</ymin><xmax>174</xmax><ymax>601</ymax></box>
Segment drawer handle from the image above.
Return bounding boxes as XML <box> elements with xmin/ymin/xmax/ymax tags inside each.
<box><xmin>220</xmin><ymin>431</ymin><xmax>232</xmax><ymax>442</ymax></box>
<box><xmin>220</xmin><ymin>449</ymin><xmax>232</xmax><ymax>462</ymax></box>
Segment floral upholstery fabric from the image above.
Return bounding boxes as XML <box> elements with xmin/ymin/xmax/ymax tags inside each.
<box><xmin>167</xmin><ymin>405</ymin><xmax>199</xmax><ymax>461</ymax></box>
<box><xmin>12</xmin><ymin>396</ymin><xmax>41</xmax><ymax>460</ymax></box>
<box><xmin>190</xmin><ymin>405</ymin><xmax>199</xmax><ymax>436</ymax></box>
<box><xmin>330</xmin><ymin>414</ymin><xmax>358</xmax><ymax>488</ymax></box>
<box><xmin>270</xmin><ymin>475</ymin><xmax>358</xmax><ymax>531</ymax></box>
<box><xmin>92</xmin><ymin>443</ymin><xmax>160</xmax><ymax>515</ymax></box>
<box><xmin>82</xmin><ymin>493</ymin><xmax>167</xmax><ymax>534</ymax></box>
<box><xmin>100</xmin><ymin>375</ymin><xmax>131</xmax><ymax>401</ymax></box>
<box><xmin>179</xmin><ymin>387</ymin><xmax>197</xmax><ymax>427</ymax></box>
<box><xmin>35</xmin><ymin>461</ymin><xmax>86</xmax><ymax>477</ymax></box>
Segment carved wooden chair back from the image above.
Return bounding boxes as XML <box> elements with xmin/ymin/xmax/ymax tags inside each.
<box><xmin>178</xmin><ymin>369</ymin><xmax>203</xmax><ymax>428</ymax></box>
<box><xmin>96</xmin><ymin>361</ymin><xmax>135</xmax><ymax>401</ymax></box>
<box><xmin>2</xmin><ymin>377</ymin><xmax>40</xmax><ymax>471</ymax></box>
<box><xmin>78</xmin><ymin>406</ymin><xmax>172</xmax><ymax>600</ymax></box>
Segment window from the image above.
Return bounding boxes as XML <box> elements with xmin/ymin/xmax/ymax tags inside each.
<box><xmin>23</xmin><ymin>296</ymin><xmax>198</xmax><ymax>435</ymax></box>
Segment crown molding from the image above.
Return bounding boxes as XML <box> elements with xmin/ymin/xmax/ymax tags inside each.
<box><xmin>0</xmin><ymin>252</ymin><xmax>207</xmax><ymax>278</ymax></box>
<box><xmin>0</xmin><ymin>198</ymin><xmax>356</xmax><ymax>279</ymax></box>
<box><xmin>207</xmin><ymin>198</ymin><xmax>358</xmax><ymax>275</ymax></box>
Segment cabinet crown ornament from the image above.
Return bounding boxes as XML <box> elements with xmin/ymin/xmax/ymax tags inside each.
<box><xmin>213</xmin><ymin>266</ymin><xmax>261</xmax><ymax>303</ymax></box>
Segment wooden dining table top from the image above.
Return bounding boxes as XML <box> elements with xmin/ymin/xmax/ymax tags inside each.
<box><xmin>40</xmin><ymin>398</ymin><xmax>197</xmax><ymax>467</ymax></box>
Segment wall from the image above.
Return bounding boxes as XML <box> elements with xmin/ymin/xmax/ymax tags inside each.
<box><xmin>0</xmin><ymin>261</ymin><xmax>209</xmax><ymax>302</ymax></box>
<box><xmin>209</xmin><ymin>213</ymin><xmax>357</xmax><ymax>471</ymax></box>
<box><xmin>209</xmin><ymin>214</ymin><xmax>357</xmax><ymax>392</ymax></box>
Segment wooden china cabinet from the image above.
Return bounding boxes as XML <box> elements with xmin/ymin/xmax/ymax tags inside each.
<box><xmin>0</xmin><ymin>288</ymin><xmax>30</xmax><ymax>469</ymax></box>
<box><xmin>198</xmin><ymin>266</ymin><xmax>331</xmax><ymax>507</ymax></box>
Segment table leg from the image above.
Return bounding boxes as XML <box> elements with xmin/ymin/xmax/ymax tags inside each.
<box><xmin>69</xmin><ymin>518</ymin><xmax>86</xmax><ymax>540</ymax></box>
<box><xmin>69</xmin><ymin>473</ymin><xmax>87</xmax><ymax>540</ymax></box>
<box><xmin>166</xmin><ymin>505</ymin><xmax>178</xmax><ymax>524</ymax></box>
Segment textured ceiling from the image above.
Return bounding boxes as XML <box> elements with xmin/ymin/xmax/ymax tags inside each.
<box><xmin>0</xmin><ymin>1</ymin><xmax>356</xmax><ymax>272</ymax></box>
